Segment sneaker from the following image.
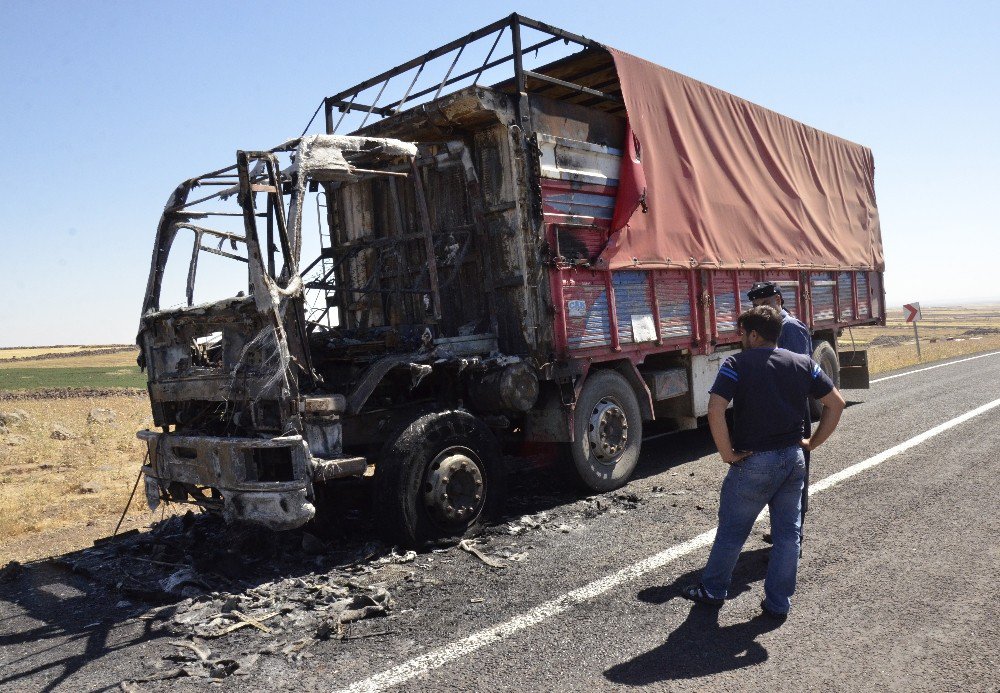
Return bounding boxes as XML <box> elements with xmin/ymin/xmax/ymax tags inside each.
<box><xmin>681</xmin><ymin>583</ymin><xmax>724</xmax><ymax>607</ymax></box>
<box><xmin>760</xmin><ymin>600</ymin><xmax>788</xmax><ymax>622</ymax></box>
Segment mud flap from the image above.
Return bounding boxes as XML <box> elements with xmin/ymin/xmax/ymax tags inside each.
<box><xmin>839</xmin><ymin>349</ymin><xmax>870</xmax><ymax>389</ymax></box>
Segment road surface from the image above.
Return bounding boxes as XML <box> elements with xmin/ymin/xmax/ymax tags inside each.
<box><xmin>1</xmin><ymin>351</ymin><xmax>998</xmax><ymax>692</ymax></box>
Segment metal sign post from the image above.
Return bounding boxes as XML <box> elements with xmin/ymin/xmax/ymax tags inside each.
<box><xmin>904</xmin><ymin>302</ymin><xmax>922</xmax><ymax>360</ymax></box>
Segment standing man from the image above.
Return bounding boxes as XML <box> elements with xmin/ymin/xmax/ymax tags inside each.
<box><xmin>746</xmin><ymin>281</ymin><xmax>811</xmax><ymax>356</ymax></box>
<box><xmin>681</xmin><ymin>306</ymin><xmax>845</xmax><ymax>619</ymax></box>
<box><xmin>747</xmin><ymin>281</ymin><xmax>812</xmax><ymax>549</ymax></box>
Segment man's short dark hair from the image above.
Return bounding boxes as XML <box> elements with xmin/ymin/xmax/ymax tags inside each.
<box><xmin>738</xmin><ymin>305</ymin><xmax>782</xmax><ymax>343</ymax></box>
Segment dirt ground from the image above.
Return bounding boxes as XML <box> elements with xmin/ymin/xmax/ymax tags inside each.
<box><xmin>0</xmin><ymin>393</ymin><xmax>161</xmax><ymax>564</ymax></box>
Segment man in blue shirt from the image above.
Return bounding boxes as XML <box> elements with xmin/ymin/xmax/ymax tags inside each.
<box><xmin>747</xmin><ymin>281</ymin><xmax>812</xmax><ymax>355</ymax></box>
<box><xmin>748</xmin><ymin>281</ymin><xmax>814</xmax><ymax>549</ymax></box>
<box><xmin>682</xmin><ymin>306</ymin><xmax>845</xmax><ymax>619</ymax></box>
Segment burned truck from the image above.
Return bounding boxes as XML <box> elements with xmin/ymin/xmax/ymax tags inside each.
<box><xmin>136</xmin><ymin>15</ymin><xmax>885</xmax><ymax>545</ymax></box>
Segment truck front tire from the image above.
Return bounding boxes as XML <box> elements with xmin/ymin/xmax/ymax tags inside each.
<box><xmin>568</xmin><ymin>369</ymin><xmax>643</xmax><ymax>492</ymax></box>
<box><xmin>374</xmin><ymin>410</ymin><xmax>503</xmax><ymax>547</ymax></box>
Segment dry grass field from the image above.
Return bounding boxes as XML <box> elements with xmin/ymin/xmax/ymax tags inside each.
<box><xmin>0</xmin><ymin>350</ymin><xmax>138</xmax><ymax>369</ymax></box>
<box><xmin>2</xmin><ymin>307</ymin><xmax>999</xmax><ymax>564</ymax></box>
<box><xmin>0</xmin><ymin>395</ymin><xmax>160</xmax><ymax>563</ymax></box>
<box><xmin>839</xmin><ymin>303</ymin><xmax>1000</xmax><ymax>374</ymax></box>
<box><xmin>0</xmin><ymin>344</ymin><xmax>133</xmax><ymax>360</ymax></box>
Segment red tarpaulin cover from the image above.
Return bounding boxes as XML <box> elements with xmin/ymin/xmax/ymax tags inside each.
<box><xmin>598</xmin><ymin>49</ymin><xmax>883</xmax><ymax>272</ymax></box>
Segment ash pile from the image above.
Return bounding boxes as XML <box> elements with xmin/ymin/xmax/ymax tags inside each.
<box><xmin>60</xmin><ymin>512</ymin><xmax>403</xmax><ymax>684</ymax></box>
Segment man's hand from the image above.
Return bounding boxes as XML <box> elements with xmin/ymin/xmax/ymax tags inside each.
<box><xmin>721</xmin><ymin>449</ymin><xmax>750</xmax><ymax>465</ymax></box>
<box><xmin>802</xmin><ymin>388</ymin><xmax>846</xmax><ymax>453</ymax></box>
<box><xmin>708</xmin><ymin>394</ymin><xmax>749</xmax><ymax>467</ymax></box>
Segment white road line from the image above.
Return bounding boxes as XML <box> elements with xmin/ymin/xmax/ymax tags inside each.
<box><xmin>870</xmin><ymin>350</ymin><xmax>1000</xmax><ymax>383</ymax></box>
<box><xmin>337</xmin><ymin>395</ymin><xmax>1000</xmax><ymax>693</ymax></box>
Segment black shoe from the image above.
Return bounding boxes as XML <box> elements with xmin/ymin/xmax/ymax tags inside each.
<box><xmin>681</xmin><ymin>583</ymin><xmax>724</xmax><ymax>607</ymax></box>
<box><xmin>760</xmin><ymin>600</ymin><xmax>788</xmax><ymax>623</ymax></box>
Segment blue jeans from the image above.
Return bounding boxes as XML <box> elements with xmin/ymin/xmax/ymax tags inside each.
<box><xmin>701</xmin><ymin>445</ymin><xmax>806</xmax><ymax>614</ymax></box>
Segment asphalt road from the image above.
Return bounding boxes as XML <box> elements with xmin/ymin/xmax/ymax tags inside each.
<box><xmin>2</xmin><ymin>351</ymin><xmax>998</xmax><ymax>692</ymax></box>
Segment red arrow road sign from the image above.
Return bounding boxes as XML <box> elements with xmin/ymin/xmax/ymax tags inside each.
<box><xmin>903</xmin><ymin>302</ymin><xmax>922</xmax><ymax>322</ymax></box>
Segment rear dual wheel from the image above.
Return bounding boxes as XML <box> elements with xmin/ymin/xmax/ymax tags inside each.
<box><xmin>809</xmin><ymin>341</ymin><xmax>840</xmax><ymax>420</ymax></box>
<box><xmin>567</xmin><ymin>370</ymin><xmax>643</xmax><ymax>492</ymax></box>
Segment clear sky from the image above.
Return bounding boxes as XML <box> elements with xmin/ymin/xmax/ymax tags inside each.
<box><xmin>1</xmin><ymin>0</ymin><xmax>997</xmax><ymax>347</ymax></box>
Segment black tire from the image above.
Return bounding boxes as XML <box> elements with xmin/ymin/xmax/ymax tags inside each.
<box><xmin>809</xmin><ymin>341</ymin><xmax>840</xmax><ymax>420</ymax></box>
<box><xmin>568</xmin><ymin>369</ymin><xmax>643</xmax><ymax>492</ymax></box>
<box><xmin>374</xmin><ymin>410</ymin><xmax>504</xmax><ymax>548</ymax></box>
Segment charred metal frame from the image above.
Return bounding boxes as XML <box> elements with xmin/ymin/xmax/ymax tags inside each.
<box><xmin>306</xmin><ymin>14</ymin><xmax>619</xmax><ymax>137</ymax></box>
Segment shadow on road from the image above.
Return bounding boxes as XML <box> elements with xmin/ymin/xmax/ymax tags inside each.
<box><xmin>0</xmin><ymin>558</ymin><xmax>172</xmax><ymax>693</ymax></box>
<box><xmin>498</xmin><ymin>425</ymin><xmax>718</xmax><ymax>520</ymax></box>
<box><xmin>605</xmin><ymin>547</ymin><xmax>782</xmax><ymax>685</ymax></box>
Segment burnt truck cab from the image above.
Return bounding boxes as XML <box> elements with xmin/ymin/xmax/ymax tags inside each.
<box><xmin>137</xmin><ymin>136</ymin><xmax>421</xmax><ymax>530</ymax></box>
<box><xmin>137</xmin><ymin>130</ymin><xmax>541</xmax><ymax>536</ymax></box>
<box><xmin>137</xmin><ymin>15</ymin><xmax>884</xmax><ymax>544</ymax></box>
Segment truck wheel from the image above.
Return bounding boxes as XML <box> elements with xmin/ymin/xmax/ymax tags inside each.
<box><xmin>374</xmin><ymin>410</ymin><xmax>503</xmax><ymax>548</ymax></box>
<box><xmin>809</xmin><ymin>341</ymin><xmax>841</xmax><ymax>420</ymax></box>
<box><xmin>568</xmin><ymin>369</ymin><xmax>643</xmax><ymax>492</ymax></box>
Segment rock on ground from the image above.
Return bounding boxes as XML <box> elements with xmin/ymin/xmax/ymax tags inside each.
<box><xmin>51</xmin><ymin>424</ymin><xmax>77</xmax><ymax>440</ymax></box>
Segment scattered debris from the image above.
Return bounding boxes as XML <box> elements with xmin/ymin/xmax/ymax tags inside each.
<box><xmin>495</xmin><ymin>549</ymin><xmax>530</xmax><ymax>563</ymax></box>
<box><xmin>374</xmin><ymin>548</ymin><xmax>417</xmax><ymax>564</ymax></box>
<box><xmin>159</xmin><ymin>567</ymin><xmax>210</xmax><ymax>596</ymax></box>
<box><xmin>507</xmin><ymin>511</ymin><xmax>551</xmax><ymax>535</ymax></box>
<box><xmin>459</xmin><ymin>539</ymin><xmax>506</xmax><ymax>569</ymax></box>
<box><xmin>122</xmin><ymin>638</ymin><xmax>261</xmax><ymax>685</ymax></box>
<box><xmin>224</xmin><ymin>610</ymin><xmax>279</xmax><ymax>634</ymax></box>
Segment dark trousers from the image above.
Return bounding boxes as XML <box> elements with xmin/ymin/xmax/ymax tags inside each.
<box><xmin>800</xmin><ymin>410</ymin><xmax>813</xmax><ymax>539</ymax></box>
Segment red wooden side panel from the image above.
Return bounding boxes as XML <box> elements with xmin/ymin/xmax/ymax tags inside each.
<box><xmin>655</xmin><ymin>271</ymin><xmax>694</xmax><ymax>340</ymax></box>
<box><xmin>714</xmin><ymin>272</ymin><xmax>738</xmax><ymax>334</ymax></box>
<box><xmin>857</xmin><ymin>272</ymin><xmax>871</xmax><ymax>318</ymax></box>
<box><xmin>737</xmin><ymin>271</ymin><xmax>757</xmax><ymax>311</ymax></box>
<box><xmin>764</xmin><ymin>271</ymin><xmax>802</xmax><ymax>319</ymax></box>
<box><xmin>838</xmin><ymin>271</ymin><xmax>855</xmax><ymax>321</ymax></box>
<box><xmin>562</xmin><ymin>272</ymin><xmax>612</xmax><ymax>350</ymax></box>
<box><xmin>613</xmin><ymin>271</ymin><xmax>654</xmax><ymax>346</ymax></box>
<box><xmin>811</xmin><ymin>272</ymin><xmax>836</xmax><ymax>324</ymax></box>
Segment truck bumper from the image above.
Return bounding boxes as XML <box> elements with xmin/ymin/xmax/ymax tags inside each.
<box><xmin>137</xmin><ymin>430</ymin><xmax>315</xmax><ymax>530</ymax></box>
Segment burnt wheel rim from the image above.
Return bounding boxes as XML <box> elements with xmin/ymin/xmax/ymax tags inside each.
<box><xmin>588</xmin><ymin>398</ymin><xmax>628</xmax><ymax>465</ymax></box>
<box><xmin>423</xmin><ymin>446</ymin><xmax>486</xmax><ymax>528</ymax></box>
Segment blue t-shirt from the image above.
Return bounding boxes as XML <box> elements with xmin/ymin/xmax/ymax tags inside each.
<box><xmin>778</xmin><ymin>309</ymin><xmax>812</xmax><ymax>356</ymax></box>
<box><xmin>710</xmin><ymin>347</ymin><xmax>834</xmax><ymax>452</ymax></box>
